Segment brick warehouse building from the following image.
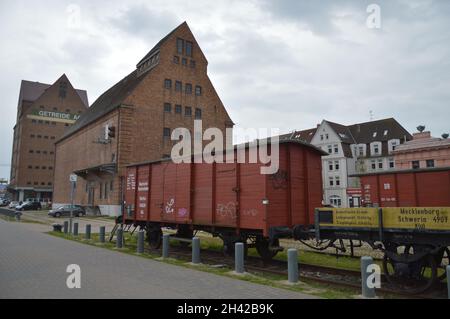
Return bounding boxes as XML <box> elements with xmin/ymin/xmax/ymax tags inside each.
<box><xmin>9</xmin><ymin>75</ymin><xmax>89</xmax><ymax>202</ymax></box>
<box><xmin>53</xmin><ymin>22</ymin><xmax>234</xmax><ymax>216</ymax></box>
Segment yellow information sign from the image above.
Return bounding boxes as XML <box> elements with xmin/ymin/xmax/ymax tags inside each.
<box><xmin>319</xmin><ymin>208</ymin><xmax>379</xmax><ymax>228</ymax></box>
<box><xmin>383</xmin><ymin>207</ymin><xmax>450</xmax><ymax>231</ymax></box>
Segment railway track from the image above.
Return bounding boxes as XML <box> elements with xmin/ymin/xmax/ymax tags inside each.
<box><xmin>144</xmin><ymin>243</ymin><xmax>447</xmax><ymax>299</ymax></box>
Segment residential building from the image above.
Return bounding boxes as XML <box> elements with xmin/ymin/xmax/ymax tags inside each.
<box><xmin>53</xmin><ymin>22</ymin><xmax>234</xmax><ymax>216</ymax></box>
<box><xmin>283</xmin><ymin>118</ymin><xmax>412</xmax><ymax>207</ymax></box>
<box><xmin>393</xmin><ymin>128</ymin><xmax>450</xmax><ymax>169</ymax></box>
<box><xmin>8</xmin><ymin>75</ymin><xmax>89</xmax><ymax>202</ymax></box>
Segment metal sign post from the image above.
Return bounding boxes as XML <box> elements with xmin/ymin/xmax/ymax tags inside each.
<box><xmin>69</xmin><ymin>174</ymin><xmax>77</xmax><ymax>235</ymax></box>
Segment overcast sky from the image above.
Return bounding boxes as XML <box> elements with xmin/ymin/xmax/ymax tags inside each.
<box><xmin>1</xmin><ymin>0</ymin><xmax>449</xmax><ymax>180</ymax></box>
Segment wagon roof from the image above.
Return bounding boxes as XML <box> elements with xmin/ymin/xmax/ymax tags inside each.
<box><xmin>350</xmin><ymin>166</ymin><xmax>450</xmax><ymax>177</ymax></box>
<box><xmin>126</xmin><ymin>139</ymin><xmax>328</xmax><ymax>167</ymax></box>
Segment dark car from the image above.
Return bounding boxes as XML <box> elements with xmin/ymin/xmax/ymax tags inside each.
<box><xmin>16</xmin><ymin>201</ymin><xmax>42</xmax><ymax>211</ymax></box>
<box><xmin>48</xmin><ymin>205</ymin><xmax>86</xmax><ymax>218</ymax></box>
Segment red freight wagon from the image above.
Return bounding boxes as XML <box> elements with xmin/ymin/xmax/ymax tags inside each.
<box><xmin>123</xmin><ymin>140</ymin><xmax>325</xmax><ymax>259</ymax></box>
<box><xmin>356</xmin><ymin>167</ymin><xmax>450</xmax><ymax>207</ymax></box>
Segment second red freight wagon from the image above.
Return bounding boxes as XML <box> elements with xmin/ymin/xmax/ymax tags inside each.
<box><xmin>123</xmin><ymin>140</ymin><xmax>325</xmax><ymax>259</ymax></box>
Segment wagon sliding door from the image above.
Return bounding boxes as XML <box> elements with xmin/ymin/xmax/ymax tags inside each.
<box><xmin>215</xmin><ymin>162</ymin><xmax>239</xmax><ymax>227</ymax></box>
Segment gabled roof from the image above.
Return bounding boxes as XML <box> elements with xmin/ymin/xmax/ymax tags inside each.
<box><xmin>19</xmin><ymin>76</ymin><xmax>89</xmax><ymax>107</ymax></box>
<box><xmin>59</xmin><ymin>69</ymin><xmax>147</xmax><ymax>141</ymax></box>
<box><xmin>324</xmin><ymin>120</ymin><xmax>355</xmax><ymax>144</ymax></box>
<box><xmin>280</xmin><ymin>128</ymin><xmax>317</xmax><ymax>143</ymax></box>
<box><xmin>347</xmin><ymin>118</ymin><xmax>412</xmax><ymax>144</ymax></box>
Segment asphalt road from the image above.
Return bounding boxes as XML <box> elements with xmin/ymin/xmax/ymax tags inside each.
<box><xmin>0</xmin><ymin>220</ymin><xmax>316</xmax><ymax>299</ymax></box>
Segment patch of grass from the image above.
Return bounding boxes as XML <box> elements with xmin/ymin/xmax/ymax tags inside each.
<box><xmin>0</xmin><ymin>213</ymin><xmax>47</xmax><ymax>225</ymax></box>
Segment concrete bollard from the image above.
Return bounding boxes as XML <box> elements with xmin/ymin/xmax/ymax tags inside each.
<box><xmin>99</xmin><ymin>226</ymin><xmax>106</xmax><ymax>243</ymax></box>
<box><xmin>361</xmin><ymin>256</ymin><xmax>376</xmax><ymax>298</ymax></box>
<box><xmin>447</xmin><ymin>265</ymin><xmax>450</xmax><ymax>299</ymax></box>
<box><xmin>192</xmin><ymin>237</ymin><xmax>200</xmax><ymax>264</ymax></box>
<box><xmin>63</xmin><ymin>221</ymin><xmax>69</xmax><ymax>234</ymax></box>
<box><xmin>288</xmin><ymin>248</ymin><xmax>299</xmax><ymax>284</ymax></box>
<box><xmin>235</xmin><ymin>243</ymin><xmax>245</xmax><ymax>274</ymax></box>
<box><xmin>116</xmin><ymin>227</ymin><xmax>123</xmax><ymax>249</ymax></box>
<box><xmin>73</xmin><ymin>223</ymin><xmax>79</xmax><ymax>236</ymax></box>
<box><xmin>162</xmin><ymin>234</ymin><xmax>170</xmax><ymax>258</ymax></box>
<box><xmin>137</xmin><ymin>230</ymin><xmax>145</xmax><ymax>254</ymax></box>
<box><xmin>85</xmin><ymin>224</ymin><xmax>91</xmax><ymax>240</ymax></box>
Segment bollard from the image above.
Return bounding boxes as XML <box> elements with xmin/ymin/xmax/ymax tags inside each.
<box><xmin>287</xmin><ymin>248</ymin><xmax>299</xmax><ymax>284</ymax></box>
<box><xmin>85</xmin><ymin>224</ymin><xmax>91</xmax><ymax>240</ymax></box>
<box><xmin>63</xmin><ymin>221</ymin><xmax>69</xmax><ymax>234</ymax></box>
<box><xmin>361</xmin><ymin>256</ymin><xmax>376</xmax><ymax>298</ymax></box>
<box><xmin>73</xmin><ymin>223</ymin><xmax>79</xmax><ymax>236</ymax></box>
<box><xmin>447</xmin><ymin>265</ymin><xmax>450</xmax><ymax>299</ymax></box>
<box><xmin>116</xmin><ymin>227</ymin><xmax>123</xmax><ymax>249</ymax></box>
<box><xmin>192</xmin><ymin>237</ymin><xmax>200</xmax><ymax>264</ymax></box>
<box><xmin>137</xmin><ymin>230</ymin><xmax>144</xmax><ymax>254</ymax></box>
<box><xmin>99</xmin><ymin>226</ymin><xmax>106</xmax><ymax>243</ymax></box>
<box><xmin>162</xmin><ymin>234</ymin><xmax>170</xmax><ymax>258</ymax></box>
<box><xmin>235</xmin><ymin>243</ymin><xmax>245</xmax><ymax>274</ymax></box>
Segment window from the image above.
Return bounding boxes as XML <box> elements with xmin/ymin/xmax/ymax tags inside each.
<box><xmin>185</xmin><ymin>83</ymin><xmax>192</xmax><ymax>94</ymax></box>
<box><xmin>320</xmin><ymin>135</ymin><xmax>324</xmax><ymax>141</ymax></box>
<box><xmin>31</xmin><ymin>119</ymin><xmax>36</xmax><ymax>123</ymax></box>
<box><xmin>190</xmin><ymin>60</ymin><xmax>196</xmax><ymax>68</ymax></box>
<box><xmin>51</xmin><ymin>136</ymin><xmax>55</xmax><ymax>140</ymax></box>
<box><xmin>373</xmin><ymin>132</ymin><xmax>377</xmax><ymax>138</ymax></box>
<box><xmin>374</xmin><ymin>144</ymin><xmax>380</xmax><ymax>155</ymax></box>
<box><xmin>384</xmin><ymin>183</ymin><xmax>391</xmax><ymax>190</ymax></box>
<box><xmin>326</xmin><ymin>134</ymin><xmax>329</xmax><ymax>140</ymax></box>
<box><xmin>104</xmin><ymin>182</ymin><xmax>108</xmax><ymax>199</ymax></box>
<box><xmin>164</xmin><ymin>103</ymin><xmax>172</xmax><ymax>113</ymax></box>
<box><xmin>182</xmin><ymin>58</ymin><xmax>187</xmax><ymax>66</ymax></box>
<box><xmin>335</xmin><ymin>177</ymin><xmax>340</xmax><ymax>186</ymax></box>
<box><xmin>371</xmin><ymin>160</ymin><xmax>376</xmax><ymax>170</ymax></box>
<box><xmin>29</xmin><ymin>150</ymin><xmax>34</xmax><ymax>154</ymax></box>
<box><xmin>164</xmin><ymin>79</ymin><xmax>172</xmax><ymax>89</ymax></box>
<box><xmin>110</xmin><ymin>181</ymin><xmax>114</xmax><ymax>192</ymax></box>
<box><xmin>49</xmin><ymin>166</ymin><xmax>53</xmax><ymax>170</ymax></box>
<box><xmin>327</xmin><ymin>145</ymin><xmax>332</xmax><ymax>154</ymax></box>
<box><xmin>175</xmin><ymin>105</ymin><xmax>182</xmax><ymax>114</ymax></box>
<box><xmin>335</xmin><ymin>161</ymin><xmax>340</xmax><ymax>170</ymax></box>
<box><xmin>177</xmin><ymin>38</ymin><xmax>184</xmax><ymax>54</ymax></box>
<box><xmin>330</xmin><ymin>196</ymin><xmax>342</xmax><ymax>207</ymax></box>
<box><xmin>28</xmin><ymin>165</ymin><xmax>32</xmax><ymax>169</ymax></box>
<box><xmin>185</xmin><ymin>107</ymin><xmax>192</xmax><ymax>117</ymax></box>
<box><xmin>163</xmin><ymin>128</ymin><xmax>171</xmax><ymax>138</ymax></box>
<box><xmin>334</xmin><ymin>144</ymin><xmax>339</xmax><ymax>154</ymax></box>
<box><xmin>42</xmin><ymin>166</ymin><xmax>47</xmax><ymax>169</ymax></box>
<box><xmin>173</xmin><ymin>56</ymin><xmax>180</xmax><ymax>64</ymax></box>
<box><xmin>99</xmin><ymin>183</ymin><xmax>103</xmax><ymax>200</ymax></box>
<box><xmin>186</xmin><ymin>41</ymin><xmax>193</xmax><ymax>57</ymax></box>
<box><xmin>59</xmin><ymin>82</ymin><xmax>67</xmax><ymax>98</ymax></box>
<box><xmin>175</xmin><ymin>81</ymin><xmax>182</xmax><ymax>92</ymax></box>
<box><xmin>328</xmin><ymin>161</ymin><xmax>333</xmax><ymax>171</ymax></box>
<box><xmin>389</xmin><ymin>158</ymin><xmax>395</xmax><ymax>169</ymax></box>
<box><xmin>30</xmin><ymin>134</ymin><xmax>35</xmax><ymax>138</ymax></box>
<box><xmin>358</xmin><ymin>146</ymin><xmax>364</xmax><ymax>157</ymax></box>
<box><xmin>195</xmin><ymin>108</ymin><xmax>202</xmax><ymax>119</ymax></box>
<box><xmin>195</xmin><ymin>86</ymin><xmax>202</xmax><ymax>96</ymax></box>
<box><xmin>329</xmin><ymin>177</ymin><xmax>334</xmax><ymax>187</ymax></box>
<box><xmin>412</xmin><ymin>161</ymin><xmax>420</xmax><ymax>169</ymax></box>
<box><xmin>48</xmin><ymin>182</ymin><xmax>52</xmax><ymax>186</ymax></box>
<box><xmin>426</xmin><ymin>159</ymin><xmax>435</xmax><ymax>168</ymax></box>
<box><xmin>378</xmin><ymin>159</ymin><xmax>383</xmax><ymax>169</ymax></box>
<box><xmin>384</xmin><ymin>130</ymin><xmax>388</xmax><ymax>136</ymax></box>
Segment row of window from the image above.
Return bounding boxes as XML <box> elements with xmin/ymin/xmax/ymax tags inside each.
<box><xmin>26</xmin><ymin>181</ymin><xmax>52</xmax><ymax>186</ymax></box>
<box><xmin>164</xmin><ymin>79</ymin><xmax>202</xmax><ymax>96</ymax></box>
<box><xmin>30</xmin><ymin>134</ymin><xmax>56</xmax><ymax>140</ymax></box>
<box><xmin>173</xmin><ymin>56</ymin><xmax>196</xmax><ymax>68</ymax></box>
<box><xmin>412</xmin><ymin>159</ymin><xmax>435</xmax><ymax>169</ymax></box>
<box><xmin>38</xmin><ymin>105</ymin><xmax>81</xmax><ymax>114</ymax></box>
<box><xmin>328</xmin><ymin>176</ymin><xmax>341</xmax><ymax>187</ymax></box>
<box><xmin>328</xmin><ymin>161</ymin><xmax>340</xmax><ymax>171</ymax></box>
<box><xmin>326</xmin><ymin>144</ymin><xmax>339</xmax><ymax>154</ymax></box>
<box><xmin>98</xmin><ymin>181</ymin><xmax>114</xmax><ymax>200</ymax></box>
<box><xmin>31</xmin><ymin>119</ymin><xmax>72</xmax><ymax>127</ymax></box>
<box><xmin>164</xmin><ymin>103</ymin><xmax>202</xmax><ymax>118</ymax></box>
<box><xmin>370</xmin><ymin>158</ymin><xmax>395</xmax><ymax>170</ymax></box>
<box><xmin>27</xmin><ymin>165</ymin><xmax>53</xmax><ymax>170</ymax></box>
<box><xmin>29</xmin><ymin>150</ymin><xmax>55</xmax><ymax>155</ymax></box>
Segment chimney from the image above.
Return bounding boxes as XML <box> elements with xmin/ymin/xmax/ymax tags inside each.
<box><xmin>413</xmin><ymin>131</ymin><xmax>431</xmax><ymax>140</ymax></box>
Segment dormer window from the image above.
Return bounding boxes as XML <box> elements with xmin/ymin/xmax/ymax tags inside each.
<box><xmin>373</xmin><ymin>132</ymin><xmax>377</xmax><ymax>138</ymax></box>
<box><xmin>384</xmin><ymin>130</ymin><xmax>388</xmax><ymax>136</ymax></box>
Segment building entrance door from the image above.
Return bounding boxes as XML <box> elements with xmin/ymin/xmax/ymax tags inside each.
<box><xmin>88</xmin><ymin>186</ymin><xmax>95</xmax><ymax>206</ymax></box>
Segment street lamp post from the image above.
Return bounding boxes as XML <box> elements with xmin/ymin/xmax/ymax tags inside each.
<box><xmin>69</xmin><ymin>174</ymin><xmax>77</xmax><ymax>235</ymax></box>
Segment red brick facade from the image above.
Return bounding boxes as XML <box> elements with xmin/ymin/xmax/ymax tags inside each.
<box><xmin>53</xmin><ymin>22</ymin><xmax>233</xmax><ymax>215</ymax></box>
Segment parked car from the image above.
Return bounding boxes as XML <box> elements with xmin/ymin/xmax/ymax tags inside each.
<box><xmin>8</xmin><ymin>201</ymin><xmax>19</xmax><ymax>209</ymax></box>
<box><xmin>15</xmin><ymin>201</ymin><xmax>42</xmax><ymax>211</ymax></box>
<box><xmin>0</xmin><ymin>199</ymin><xmax>10</xmax><ymax>206</ymax></box>
<box><xmin>48</xmin><ymin>205</ymin><xmax>86</xmax><ymax>218</ymax></box>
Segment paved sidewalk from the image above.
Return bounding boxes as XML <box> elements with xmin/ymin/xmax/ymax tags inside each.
<box><xmin>0</xmin><ymin>220</ymin><xmax>317</xmax><ymax>299</ymax></box>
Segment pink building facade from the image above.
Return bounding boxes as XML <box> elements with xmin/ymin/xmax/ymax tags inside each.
<box><xmin>394</xmin><ymin>131</ymin><xmax>450</xmax><ymax>170</ymax></box>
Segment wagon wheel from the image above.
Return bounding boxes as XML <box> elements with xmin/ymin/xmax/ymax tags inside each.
<box><xmin>438</xmin><ymin>247</ymin><xmax>450</xmax><ymax>281</ymax></box>
<box><xmin>255</xmin><ymin>237</ymin><xmax>280</xmax><ymax>261</ymax></box>
<box><xmin>383</xmin><ymin>245</ymin><xmax>437</xmax><ymax>294</ymax></box>
<box><xmin>146</xmin><ymin>227</ymin><xmax>162</xmax><ymax>250</ymax></box>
